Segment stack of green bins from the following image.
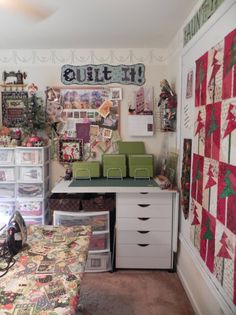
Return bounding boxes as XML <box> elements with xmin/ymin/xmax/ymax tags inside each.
<box><xmin>102</xmin><ymin>154</ymin><xmax>126</xmax><ymax>178</ymax></box>
<box><xmin>128</xmin><ymin>154</ymin><xmax>154</xmax><ymax>179</ymax></box>
<box><xmin>72</xmin><ymin>161</ymin><xmax>100</xmax><ymax>179</ymax></box>
<box><xmin>118</xmin><ymin>141</ymin><xmax>145</xmax><ymax>155</ymax></box>
<box><xmin>117</xmin><ymin>141</ymin><xmax>154</xmax><ymax>179</ymax></box>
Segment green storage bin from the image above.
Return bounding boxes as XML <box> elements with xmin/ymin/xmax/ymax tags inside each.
<box><xmin>118</xmin><ymin>141</ymin><xmax>145</xmax><ymax>154</ymax></box>
<box><xmin>128</xmin><ymin>154</ymin><xmax>154</xmax><ymax>178</ymax></box>
<box><xmin>102</xmin><ymin>154</ymin><xmax>126</xmax><ymax>178</ymax></box>
<box><xmin>72</xmin><ymin>161</ymin><xmax>100</xmax><ymax>179</ymax></box>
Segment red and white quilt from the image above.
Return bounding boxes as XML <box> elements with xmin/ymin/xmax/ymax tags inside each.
<box><xmin>191</xmin><ymin>28</ymin><xmax>236</xmax><ymax>307</ymax></box>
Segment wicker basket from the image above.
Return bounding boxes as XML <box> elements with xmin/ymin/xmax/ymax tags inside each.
<box><xmin>49</xmin><ymin>193</ymin><xmax>81</xmax><ymax>212</ymax></box>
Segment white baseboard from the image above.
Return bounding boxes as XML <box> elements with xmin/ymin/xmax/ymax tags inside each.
<box><xmin>177</xmin><ymin>266</ymin><xmax>203</xmax><ymax>315</ymax></box>
<box><xmin>177</xmin><ymin>234</ymin><xmax>235</xmax><ymax>315</ymax></box>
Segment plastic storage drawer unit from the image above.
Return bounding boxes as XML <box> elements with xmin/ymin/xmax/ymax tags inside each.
<box><xmin>72</xmin><ymin>161</ymin><xmax>100</xmax><ymax>179</ymax></box>
<box><xmin>102</xmin><ymin>154</ymin><xmax>126</xmax><ymax>178</ymax></box>
<box><xmin>128</xmin><ymin>154</ymin><xmax>154</xmax><ymax>178</ymax></box>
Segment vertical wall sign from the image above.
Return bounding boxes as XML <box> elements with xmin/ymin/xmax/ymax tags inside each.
<box><xmin>61</xmin><ymin>64</ymin><xmax>145</xmax><ymax>86</ymax></box>
<box><xmin>184</xmin><ymin>0</ymin><xmax>224</xmax><ymax>46</ymax></box>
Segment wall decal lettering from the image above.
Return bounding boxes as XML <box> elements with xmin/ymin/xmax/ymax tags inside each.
<box><xmin>61</xmin><ymin>63</ymin><xmax>145</xmax><ymax>86</ymax></box>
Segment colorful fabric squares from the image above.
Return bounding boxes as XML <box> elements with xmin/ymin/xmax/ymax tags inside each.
<box><xmin>192</xmin><ymin>28</ymin><xmax>236</xmax><ymax>307</ymax></box>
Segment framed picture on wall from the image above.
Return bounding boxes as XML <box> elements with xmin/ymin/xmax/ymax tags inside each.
<box><xmin>110</xmin><ymin>87</ymin><xmax>122</xmax><ymax>100</ymax></box>
<box><xmin>2</xmin><ymin>91</ymin><xmax>28</xmax><ymax>127</ymax></box>
<box><xmin>59</xmin><ymin>139</ymin><xmax>83</xmax><ymax>163</ymax></box>
<box><xmin>186</xmin><ymin>70</ymin><xmax>193</xmax><ymax>99</ymax></box>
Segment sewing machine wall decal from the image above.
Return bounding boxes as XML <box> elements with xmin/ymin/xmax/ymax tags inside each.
<box><xmin>2</xmin><ymin>70</ymin><xmax>27</xmax><ymax>85</ymax></box>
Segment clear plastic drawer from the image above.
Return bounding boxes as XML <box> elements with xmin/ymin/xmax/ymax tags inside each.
<box><xmin>17</xmin><ymin>166</ymin><xmax>44</xmax><ymax>182</ymax></box>
<box><xmin>17</xmin><ymin>183</ymin><xmax>43</xmax><ymax>198</ymax></box>
<box><xmin>24</xmin><ymin>216</ymin><xmax>44</xmax><ymax>226</ymax></box>
<box><xmin>0</xmin><ymin>148</ymin><xmax>14</xmax><ymax>165</ymax></box>
<box><xmin>85</xmin><ymin>252</ymin><xmax>111</xmax><ymax>272</ymax></box>
<box><xmin>89</xmin><ymin>233</ymin><xmax>109</xmax><ymax>251</ymax></box>
<box><xmin>16</xmin><ymin>199</ymin><xmax>46</xmax><ymax>216</ymax></box>
<box><xmin>0</xmin><ymin>184</ymin><xmax>15</xmax><ymax>199</ymax></box>
<box><xmin>0</xmin><ymin>201</ymin><xmax>15</xmax><ymax>218</ymax></box>
<box><xmin>16</xmin><ymin>148</ymin><xmax>43</xmax><ymax>165</ymax></box>
<box><xmin>0</xmin><ymin>167</ymin><xmax>15</xmax><ymax>182</ymax></box>
<box><xmin>53</xmin><ymin>211</ymin><xmax>109</xmax><ymax>232</ymax></box>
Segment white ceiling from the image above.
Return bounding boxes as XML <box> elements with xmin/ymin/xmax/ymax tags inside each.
<box><xmin>0</xmin><ymin>0</ymin><xmax>197</xmax><ymax>49</ymax></box>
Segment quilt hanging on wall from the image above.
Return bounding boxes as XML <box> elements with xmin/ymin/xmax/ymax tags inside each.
<box><xmin>191</xmin><ymin>28</ymin><xmax>236</xmax><ymax>307</ymax></box>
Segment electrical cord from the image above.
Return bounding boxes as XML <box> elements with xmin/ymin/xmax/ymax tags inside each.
<box><xmin>0</xmin><ymin>241</ymin><xmax>15</xmax><ymax>278</ymax></box>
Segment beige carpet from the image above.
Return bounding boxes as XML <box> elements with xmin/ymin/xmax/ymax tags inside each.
<box><xmin>79</xmin><ymin>270</ymin><xmax>195</xmax><ymax>315</ymax></box>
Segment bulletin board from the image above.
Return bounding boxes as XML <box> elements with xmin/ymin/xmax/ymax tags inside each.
<box><xmin>45</xmin><ymin>86</ymin><xmax>121</xmax><ymax>162</ymax></box>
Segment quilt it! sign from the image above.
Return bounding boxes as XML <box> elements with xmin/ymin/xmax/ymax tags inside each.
<box><xmin>191</xmin><ymin>28</ymin><xmax>236</xmax><ymax>308</ymax></box>
<box><xmin>61</xmin><ymin>63</ymin><xmax>145</xmax><ymax>86</ymax></box>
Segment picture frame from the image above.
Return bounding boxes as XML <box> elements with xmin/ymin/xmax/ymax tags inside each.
<box><xmin>110</xmin><ymin>87</ymin><xmax>122</xmax><ymax>100</ymax></box>
<box><xmin>97</xmin><ymin>100</ymin><xmax>113</xmax><ymax>118</ymax></box>
<box><xmin>2</xmin><ymin>91</ymin><xmax>28</xmax><ymax>127</ymax></box>
<box><xmin>186</xmin><ymin>70</ymin><xmax>193</xmax><ymax>99</ymax></box>
<box><xmin>90</xmin><ymin>125</ymin><xmax>100</xmax><ymax>136</ymax></box>
<box><xmin>0</xmin><ymin>150</ymin><xmax>14</xmax><ymax>164</ymax></box>
<box><xmin>102</xmin><ymin>128</ymin><xmax>112</xmax><ymax>139</ymax></box>
<box><xmin>59</xmin><ymin>139</ymin><xmax>83</xmax><ymax>163</ymax></box>
<box><xmin>20</xmin><ymin>167</ymin><xmax>42</xmax><ymax>181</ymax></box>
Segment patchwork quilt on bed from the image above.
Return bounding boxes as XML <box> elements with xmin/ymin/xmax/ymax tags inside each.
<box><xmin>0</xmin><ymin>224</ymin><xmax>91</xmax><ymax>314</ymax></box>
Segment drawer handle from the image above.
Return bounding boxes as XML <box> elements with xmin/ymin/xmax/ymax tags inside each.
<box><xmin>137</xmin><ymin>244</ymin><xmax>149</xmax><ymax>247</ymax></box>
<box><xmin>138</xmin><ymin>217</ymin><xmax>150</xmax><ymax>221</ymax></box>
<box><xmin>138</xmin><ymin>204</ymin><xmax>150</xmax><ymax>207</ymax></box>
<box><xmin>140</xmin><ymin>192</ymin><xmax>148</xmax><ymax>194</ymax></box>
<box><xmin>137</xmin><ymin>231</ymin><xmax>150</xmax><ymax>234</ymax></box>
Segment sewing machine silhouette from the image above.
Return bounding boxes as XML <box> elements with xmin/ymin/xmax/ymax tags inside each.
<box><xmin>2</xmin><ymin>70</ymin><xmax>27</xmax><ymax>85</ymax></box>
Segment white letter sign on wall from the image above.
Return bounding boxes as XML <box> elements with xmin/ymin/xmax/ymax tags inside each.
<box><xmin>61</xmin><ymin>64</ymin><xmax>145</xmax><ymax>86</ymax></box>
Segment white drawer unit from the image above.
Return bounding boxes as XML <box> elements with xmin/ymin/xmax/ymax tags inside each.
<box><xmin>53</xmin><ymin>210</ymin><xmax>111</xmax><ymax>272</ymax></box>
<box><xmin>116</xmin><ymin>192</ymin><xmax>174</xmax><ymax>269</ymax></box>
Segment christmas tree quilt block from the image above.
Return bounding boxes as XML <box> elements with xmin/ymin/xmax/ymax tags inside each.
<box><xmin>191</xmin><ymin>28</ymin><xmax>236</xmax><ymax>307</ymax></box>
<box><xmin>223</xmin><ymin>28</ymin><xmax>236</xmax><ymax>100</ymax></box>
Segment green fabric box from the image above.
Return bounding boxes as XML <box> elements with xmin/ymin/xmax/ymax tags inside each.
<box><xmin>128</xmin><ymin>154</ymin><xmax>154</xmax><ymax>178</ymax></box>
<box><xmin>102</xmin><ymin>154</ymin><xmax>126</xmax><ymax>178</ymax></box>
<box><xmin>72</xmin><ymin>161</ymin><xmax>100</xmax><ymax>179</ymax></box>
<box><xmin>118</xmin><ymin>141</ymin><xmax>145</xmax><ymax>154</ymax></box>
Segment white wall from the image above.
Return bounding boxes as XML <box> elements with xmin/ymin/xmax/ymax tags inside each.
<box><xmin>2</xmin><ymin>3</ymin><xmax>235</xmax><ymax>313</ymax></box>
<box><xmin>167</xmin><ymin>1</ymin><xmax>236</xmax><ymax>314</ymax></box>
<box><xmin>0</xmin><ymin>48</ymin><xmax>177</xmax><ymax>187</ymax></box>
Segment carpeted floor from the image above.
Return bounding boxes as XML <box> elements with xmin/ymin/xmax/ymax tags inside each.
<box><xmin>79</xmin><ymin>270</ymin><xmax>195</xmax><ymax>315</ymax></box>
